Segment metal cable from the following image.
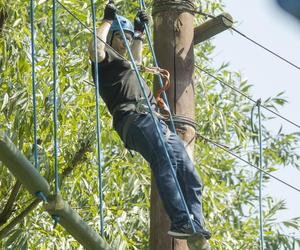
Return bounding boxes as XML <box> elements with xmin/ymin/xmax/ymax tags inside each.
<box><xmin>196</xmin><ymin>133</ymin><xmax>300</xmax><ymax>193</ymax></box>
<box><xmin>90</xmin><ymin>0</ymin><xmax>104</xmax><ymax>237</ymax></box>
<box><xmin>193</xmin><ymin>10</ymin><xmax>300</xmax><ymax>71</ymax></box>
<box><xmin>195</xmin><ymin>65</ymin><xmax>300</xmax><ymax>130</ymax></box>
<box><xmin>230</xmin><ymin>26</ymin><xmax>300</xmax><ymax>71</ymax></box>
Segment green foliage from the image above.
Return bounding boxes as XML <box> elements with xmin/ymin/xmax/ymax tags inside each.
<box><xmin>1</xmin><ymin>0</ymin><xmax>300</xmax><ymax>249</ymax></box>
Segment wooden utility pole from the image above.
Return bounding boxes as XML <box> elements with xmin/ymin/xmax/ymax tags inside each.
<box><xmin>150</xmin><ymin>1</ymin><xmax>233</xmax><ymax>250</ymax></box>
<box><xmin>150</xmin><ymin>1</ymin><xmax>195</xmax><ymax>249</ymax></box>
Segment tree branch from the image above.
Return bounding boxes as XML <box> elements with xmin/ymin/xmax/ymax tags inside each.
<box><xmin>0</xmin><ymin>181</ymin><xmax>22</xmax><ymax>227</ymax></box>
<box><xmin>0</xmin><ymin>136</ymin><xmax>93</xmax><ymax>239</ymax></box>
<box><xmin>0</xmin><ymin>8</ymin><xmax>5</xmax><ymax>32</ymax></box>
<box><xmin>0</xmin><ymin>198</ymin><xmax>41</xmax><ymax>240</ymax></box>
<box><xmin>0</xmin><ymin>0</ymin><xmax>10</xmax><ymax>34</ymax></box>
<box><xmin>61</xmin><ymin>136</ymin><xmax>93</xmax><ymax>183</ymax></box>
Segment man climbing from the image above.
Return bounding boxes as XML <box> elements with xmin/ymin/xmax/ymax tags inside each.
<box><xmin>88</xmin><ymin>2</ymin><xmax>211</xmax><ymax>243</ymax></box>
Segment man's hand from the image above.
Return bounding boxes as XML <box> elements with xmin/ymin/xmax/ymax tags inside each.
<box><xmin>103</xmin><ymin>2</ymin><xmax>117</xmax><ymax>21</ymax></box>
<box><xmin>134</xmin><ymin>10</ymin><xmax>149</xmax><ymax>33</ymax></box>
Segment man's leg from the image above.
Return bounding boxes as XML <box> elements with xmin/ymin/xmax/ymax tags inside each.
<box><xmin>161</xmin><ymin>120</ymin><xmax>211</xmax><ymax>240</ymax></box>
<box><xmin>124</xmin><ymin>113</ymin><xmax>190</xmax><ymax>226</ymax></box>
<box><xmin>166</xmin><ymin>131</ymin><xmax>205</xmax><ymax>227</ymax></box>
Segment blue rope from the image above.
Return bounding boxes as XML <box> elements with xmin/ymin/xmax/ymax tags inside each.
<box><xmin>116</xmin><ymin>16</ymin><xmax>196</xmax><ymax>233</ymax></box>
<box><xmin>30</xmin><ymin>0</ymin><xmax>38</xmax><ymax>169</ymax></box>
<box><xmin>52</xmin><ymin>0</ymin><xmax>59</xmax><ymax>194</ymax></box>
<box><xmin>52</xmin><ymin>0</ymin><xmax>61</xmax><ymax>228</ymax></box>
<box><xmin>138</xmin><ymin>0</ymin><xmax>176</xmax><ymax>133</ymax></box>
<box><xmin>251</xmin><ymin>99</ymin><xmax>264</xmax><ymax>250</ymax></box>
<box><xmin>30</xmin><ymin>2</ymin><xmax>49</xmax><ymax>205</ymax></box>
<box><xmin>90</xmin><ymin>0</ymin><xmax>104</xmax><ymax>236</ymax></box>
<box><xmin>36</xmin><ymin>191</ymin><xmax>48</xmax><ymax>202</ymax></box>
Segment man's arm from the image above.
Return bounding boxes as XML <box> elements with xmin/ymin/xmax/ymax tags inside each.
<box><xmin>131</xmin><ymin>35</ymin><xmax>143</xmax><ymax>64</ymax></box>
<box><xmin>132</xmin><ymin>10</ymin><xmax>148</xmax><ymax>64</ymax></box>
<box><xmin>88</xmin><ymin>3</ymin><xmax>116</xmax><ymax>63</ymax></box>
<box><xmin>88</xmin><ymin>20</ymin><xmax>112</xmax><ymax>63</ymax></box>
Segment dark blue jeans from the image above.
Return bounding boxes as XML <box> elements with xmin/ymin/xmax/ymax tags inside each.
<box><xmin>115</xmin><ymin>112</ymin><xmax>204</xmax><ymax>228</ymax></box>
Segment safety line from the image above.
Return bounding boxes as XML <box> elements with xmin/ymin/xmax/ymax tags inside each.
<box><xmin>51</xmin><ymin>0</ymin><xmax>61</xmax><ymax>228</ymax></box>
<box><xmin>230</xmin><ymin>27</ymin><xmax>300</xmax><ymax>71</ymax></box>
<box><xmin>193</xmin><ymin>10</ymin><xmax>300</xmax><ymax>71</ymax></box>
<box><xmin>90</xmin><ymin>0</ymin><xmax>104</xmax><ymax>237</ymax></box>
<box><xmin>196</xmin><ymin>133</ymin><xmax>300</xmax><ymax>193</ymax></box>
<box><xmin>30</xmin><ymin>0</ymin><xmax>38</xmax><ymax>169</ymax></box>
<box><xmin>52</xmin><ymin>0</ymin><xmax>59</xmax><ymax>194</ymax></box>
<box><xmin>116</xmin><ymin>16</ymin><xmax>196</xmax><ymax>233</ymax></box>
<box><xmin>195</xmin><ymin>65</ymin><xmax>300</xmax><ymax>130</ymax></box>
<box><xmin>30</xmin><ymin>0</ymin><xmax>50</xmax><ymax>216</ymax></box>
<box><xmin>139</xmin><ymin>0</ymin><xmax>176</xmax><ymax>133</ymax></box>
<box><xmin>251</xmin><ymin>100</ymin><xmax>265</xmax><ymax>250</ymax></box>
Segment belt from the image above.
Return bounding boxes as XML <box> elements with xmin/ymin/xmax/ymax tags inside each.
<box><xmin>112</xmin><ymin>100</ymin><xmax>157</xmax><ymax>117</ymax></box>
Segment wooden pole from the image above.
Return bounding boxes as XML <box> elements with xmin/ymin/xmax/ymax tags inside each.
<box><xmin>0</xmin><ymin>131</ymin><xmax>51</xmax><ymax>196</ymax></box>
<box><xmin>194</xmin><ymin>13</ymin><xmax>233</xmax><ymax>45</ymax></box>
<box><xmin>150</xmin><ymin>1</ymin><xmax>195</xmax><ymax>249</ymax></box>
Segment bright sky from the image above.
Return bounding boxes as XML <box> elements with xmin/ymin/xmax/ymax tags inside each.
<box><xmin>211</xmin><ymin>0</ymin><xmax>300</xmax><ymax>237</ymax></box>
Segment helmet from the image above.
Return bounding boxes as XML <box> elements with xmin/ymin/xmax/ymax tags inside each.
<box><xmin>107</xmin><ymin>15</ymin><xmax>134</xmax><ymax>44</ymax></box>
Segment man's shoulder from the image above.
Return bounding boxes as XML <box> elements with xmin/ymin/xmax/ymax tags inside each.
<box><xmin>102</xmin><ymin>46</ymin><xmax>123</xmax><ymax>64</ymax></box>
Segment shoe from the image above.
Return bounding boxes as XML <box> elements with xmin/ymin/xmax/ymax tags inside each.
<box><xmin>168</xmin><ymin>222</ymin><xmax>211</xmax><ymax>240</ymax></box>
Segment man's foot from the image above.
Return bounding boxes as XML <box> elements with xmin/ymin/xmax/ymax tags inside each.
<box><xmin>168</xmin><ymin>221</ymin><xmax>211</xmax><ymax>240</ymax></box>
